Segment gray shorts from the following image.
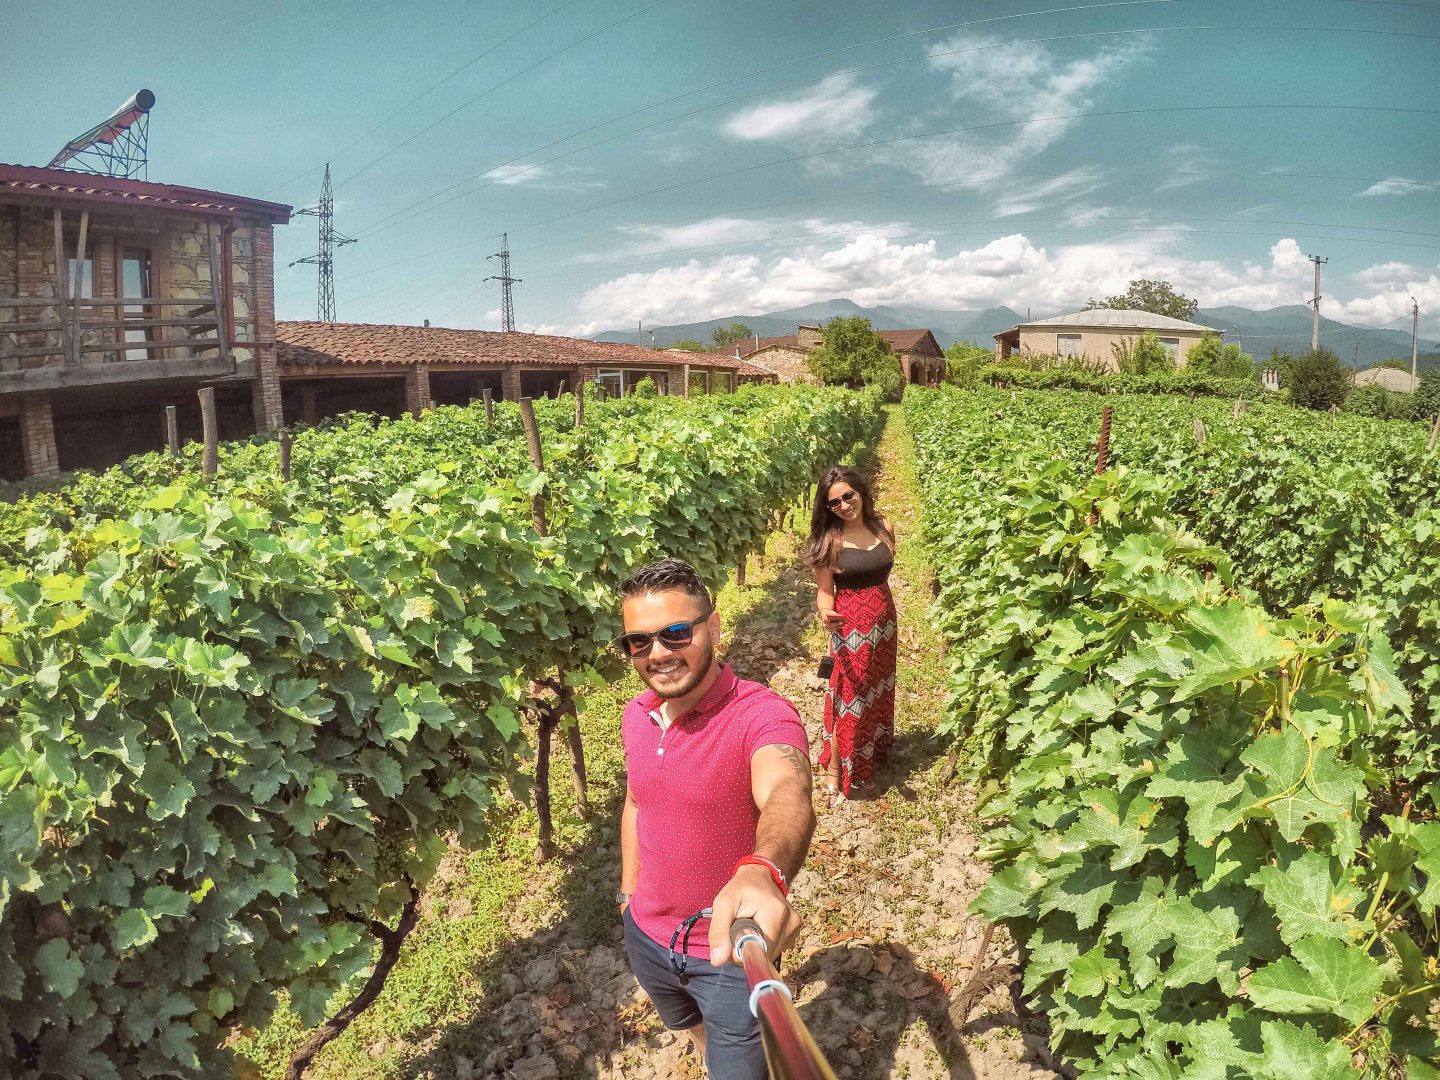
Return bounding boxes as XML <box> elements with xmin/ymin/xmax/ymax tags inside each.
<box><xmin>622</xmin><ymin>906</ymin><xmax>768</xmax><ymax>1079</ymax></box>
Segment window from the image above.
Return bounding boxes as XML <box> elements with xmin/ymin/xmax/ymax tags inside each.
<box><xmin>121</xmin><ymin>245</ymin><xmax>153</xmax><ymax>361</ymax></box>
<box><xmin>66</xmin><ymin>247</ymin><xmax>93</xmax><ymax>300</ymax></box>
<box><xmin>1057</xmin><ymin>334</ymin><xmax>1082</xmax><ymax>357</ymax></box>
<box><xmin>596</xmin><ymin>370</ymin><xmax>623</xmax><ymax>398</ymax></box>
<box><xmin>1159</xmin><ymin>337</ymin><xmax>1180</xmax><ymax>361</ymax></box>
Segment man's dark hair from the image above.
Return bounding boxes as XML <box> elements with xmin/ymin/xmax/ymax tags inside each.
<box><xmin>619</xmin><ymin>558</ymin><xmax>713</xmax><ymax>611</ymax></box>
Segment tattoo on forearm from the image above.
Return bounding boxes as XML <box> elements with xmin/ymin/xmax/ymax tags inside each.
<box><xmin>771</xmin><ymin>744</ymin><xmax>813</xmax><ymax>793</ymax></box>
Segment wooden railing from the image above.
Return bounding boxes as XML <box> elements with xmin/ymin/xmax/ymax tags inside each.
<box><xmin>0</xmin><ymin>295</ymin><xmax>229</xmax><ymax>366</ymax></box>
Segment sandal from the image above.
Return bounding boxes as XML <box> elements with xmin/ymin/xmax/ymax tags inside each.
<box><xmin>824</xmin><ymin>782</ymin><xmax>845</xmax><ymax>809</ymax></box>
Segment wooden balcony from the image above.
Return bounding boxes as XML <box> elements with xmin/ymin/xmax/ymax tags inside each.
<box><xmin>0</xmin><ymin>295</ymin><xmax>238</xmax><ymax>395</ymax></box>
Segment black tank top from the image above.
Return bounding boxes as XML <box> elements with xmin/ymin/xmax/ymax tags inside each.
<box><xmin>834</xmin><ymin>540</ymin><xmax>893</xmax><ymax>590</ymax></box>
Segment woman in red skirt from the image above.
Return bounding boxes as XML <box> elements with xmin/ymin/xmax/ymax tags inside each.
<box><xmin>806</xmin><ymin>466</ymin><xmax>897</xmax><ymax>807</ymax></box>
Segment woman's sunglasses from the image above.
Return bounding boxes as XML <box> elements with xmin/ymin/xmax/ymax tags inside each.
<box><xmin>827</xmin><ymin>490</ymin><xmax>859</xmax><ymax>511</ymax></box>
<box><xmin>613</xmin><ymin>611</ymin><xmax>711</xmax><ymax>658</ymax></box>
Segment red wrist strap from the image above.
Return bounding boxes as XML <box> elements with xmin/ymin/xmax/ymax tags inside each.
<box><xmin>734</xmin><ymin>855</ymin><xmax>788</xmax><ymax>897</ymax></box>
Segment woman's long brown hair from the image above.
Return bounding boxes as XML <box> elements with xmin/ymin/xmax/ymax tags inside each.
<box><xmin>805</xmin><ymin>466</ymin><xmax>893</xmax><ymax>569</ymax></box>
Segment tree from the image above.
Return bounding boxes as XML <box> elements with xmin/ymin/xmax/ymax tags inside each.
<box><xmin>1373</xmin><ymin>357</ymin><xmax>1409</xmax><ymax>371</ymax></box>
<box><xmin>943</xmin><ymin>341</ymin><xmax>992</xmax><ymax>387</ymax></box>
<box><xmin>668</xmin><ymin>339</ymin><xmax>705</xmax><ymax>352</ymax></box>
<box><xmin>1112</xmin><ymin>332</ymin><xmax>1174</xmax><ymax>375</ymax></box>
<box><xmin>1286</xmin><ymin>347</ymin><xmax>1351</xmax><ymax>410</ymax></box>
<box><xmin>1085</xmin><ymin>279</ymin><xmax>1199</xmax><ymax>322</ymax></box>
<box><xmin>1186</xmin><ymin>335</ymin><xmax>1255</xmax><ymax>379</ymax></box>
<box><xmin>807</xmin><ymin>316</ymin><xmax>903</xmax><ymax>400</ymax></box>
<box><xmin>711</xmin><ymin>322</ymin><xmax>755</xmax><ymax>347</ymax></box>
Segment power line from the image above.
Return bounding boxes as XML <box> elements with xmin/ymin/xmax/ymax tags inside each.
<box><xmin>277</xmin><ymin>164</ymin><xmax>1431</xmax><ymax>305</ymax></box>
<box><xmin>335</xmin><ymin>0</ymin><xmax>676</xmax><ymax>190</ymax></box>
<box><xmin>359</xmin><ymin>19</ymin><xmax>1440</xmax><ymax>239</ymax></box>
<box><xmin>353</xmin><ymin>0</ymin><xmax>1203</xmax><ymax>234</ymax></box>
<box><xmin>259</xmin><ymin>0</ymin><xmax>584</xmax><ymax>199</ymax></box>
<box><xmin>516</xmin><ymin>222</ymin><xmax>1440</xmax><ymax>283</ymax></box>
<box><xmin>503</xmin><ymin>104</ymin><xmax>1440</xmax><ymax>239</ymax></box>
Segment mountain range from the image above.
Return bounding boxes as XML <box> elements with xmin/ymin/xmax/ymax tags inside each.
<box><xmin>593</xmin><ymin>299</ymin><xmax>1433</xmax><ymax>368</ymax></box>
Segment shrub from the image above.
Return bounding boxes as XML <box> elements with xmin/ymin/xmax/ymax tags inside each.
<box><xmin>1112</xmin><ymin>332</ymin><xmax>1174</xmax><ymax>376</ymax></box>
<box><xmin>1185</xmin><ymin>335</ymin><xmax>1254</xmax><ymax>378</ymax></box>
<box><xmin>1415</xmin><ymin>370</ymin><xmax>1440</xmax><ymax>420</ymax></box>
<box><xmin>1286</xmin><ymin>347</ymin><xmax>1351</xmax><ymax>410</ymax></box>
<box><xmin>980</xmin><ymin>365</ymin><xmax>1262</xmax><ymax>400</ymax></box>
<box><xmin>943</xmin><ymin>341</ymin><xmax>993</xmax><ymax>387</ymax></box>
<box><xmin>1342</xmin><ymin>384</ymin><xmax>1416</xmax><ymax>421</ymax></box>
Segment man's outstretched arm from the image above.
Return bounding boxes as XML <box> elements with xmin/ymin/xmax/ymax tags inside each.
<box><xmin>707</xmin><ymin>742</ymin><xmax>816</xmax><ymax>966</ymax></box>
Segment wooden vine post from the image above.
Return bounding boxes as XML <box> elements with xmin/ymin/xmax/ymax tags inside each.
<box><xmin>1088</xmin><ymin>404</ymin><xmax>1113</xmax><ymax>527</ymax></box>
<box><xmin>1428</xmin><ymin>413</ymin><xmax>1440</xmax><ymax>453</ymax></box>
<box><xmin>278</xmin><ymin>427</ymin><xmax>292</xmax><ymax>482</ymax></box>
<box><xmin>164</xmin><ymin>405</ymin><xmax>180</xmax><ymax>458</ymax></box>
<box><xmin>481</xmin><ymin>387</ymin><xmax>494</xmax><ymax>424</ymax></box>
<box><xmin>516</xmin><ymin>398</ymin><xmax>588</xmax><ymax>861</ymax></box>
<box><xmin>1328</xmin><ymin>403</ymin><xmax>1339</xmax><ymax>430</ymax></box>
<box><xmin>198</xmin><ymin>386</ymin><xmax>218</xmax><ymax>479</ymax></box>
<box><xmin>1194</xmin><ymin>417</ymin><xmax>1207</xmax><ymax>444</ymax></box>
<box><xmin>574</xmin><ymin>382</ymin><xmax>585</xmax><ymax>428</ymax></box>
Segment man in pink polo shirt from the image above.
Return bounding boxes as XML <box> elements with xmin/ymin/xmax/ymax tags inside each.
<box><xmin>615</xmin><ymin>558</ymin><xmax>814</xmax><ymax>1078</ymax></box>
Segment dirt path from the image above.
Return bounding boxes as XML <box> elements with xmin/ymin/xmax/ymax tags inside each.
<box><xmin>256</xmin><ymin>407</ymin><xmax>1057</xmax><ymax>1080</ymax></box>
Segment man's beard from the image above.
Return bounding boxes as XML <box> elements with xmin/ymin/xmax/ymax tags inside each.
<box><xmin>643</xmin><ymin>640</ymin><xmax>714</xmax><ymax>700</ymax></box>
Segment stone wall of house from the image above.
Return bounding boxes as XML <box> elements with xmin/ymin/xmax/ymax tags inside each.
<box><xmin>796</xmin><ymin>325</ymin><xmax>823</xmax><ymax>349</ymax></box>
<box><xmin>751</xmin><ymin>345</ymin><xmax>815</xmax><ymax>384</ymax></box>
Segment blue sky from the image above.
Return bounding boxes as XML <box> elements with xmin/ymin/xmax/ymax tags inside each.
<box><xmin>3</xmin><ymin>0</ymin><xmax>1438</xmax><ymax>339</ymax></box>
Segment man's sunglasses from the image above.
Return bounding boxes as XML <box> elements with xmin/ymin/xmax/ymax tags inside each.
<box><xmin>613</xmin><ymin>611</ymin><xmax>711</xmax><ymax>658</ymax></box>
<box><xmin>827</xmin><ymin>490</ymin><xmax>859</xmax><ymax>511</ymax></box>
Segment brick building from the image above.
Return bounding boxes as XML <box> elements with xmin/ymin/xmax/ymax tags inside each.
<box><xmin>0</xmin><ymin>164</ymin><xmax>290</xmax><ymax>480</ymax></box>
<box><xmin>275</xmin><ymin>321</ymin><xmax>765</xmax><ymax>424</ymax></box>
<box><xmin>722</xmin><ymin>324</ymin><xmax>946</xmax><ymax>385</ymax></box>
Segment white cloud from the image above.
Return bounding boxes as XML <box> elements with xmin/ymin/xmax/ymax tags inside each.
<box><xmin>873</xmin><ymin>33</ymin><xmax>1148</xmax><ymax>191</ymax></box>
<box><xmin>1358</xmin><ymin>177</ymin><xmax>1438</xmax><ymax>197</ymax></box>
<box><xmin>570</xmin><ymin>215</ymin><xmax>914</xmax><ymax>270</ymax></box>
<box><xmin>482</xmin><ymin>162</ymin><xmax>602</xmax><ymax>191</ymax></box>
<box><xmin>993</xmin><ymin>168</ymin><xmax>1105</xmax><ymax>217</ymax></box>
<box><xmin>1065</xmin><ymin>205</ymin><xmax>1115</xmax><ymax>228</ymax></box>
<box><xmin>1353</xmin><ymin>261</ymin><xmax>1418</xmax><ymax>288</ymax></box>
<box><xmin>1152</xmin><ymin>143</ymin><xmax>1216</xmax><ymax>192</ymax></box>
<box><xmin>484</xmin><ymin>163</ymin><xmax>547</xmax><ymax>186</ymax></box>
<box><xmin>563</xmin><ymin>230</ymin><xmax>1440</xmax><ymax>339</ymax></box>
<box><xmin>722</xmin><ymin>74</ymin><xmax>878</xmax><ymax>142</ymax></box>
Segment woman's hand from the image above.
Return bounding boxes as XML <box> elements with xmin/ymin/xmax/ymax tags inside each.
<box><xmin>819</xmin><ymin>608</ymin><xmax>844</xmax><ymax>628</ymax></box>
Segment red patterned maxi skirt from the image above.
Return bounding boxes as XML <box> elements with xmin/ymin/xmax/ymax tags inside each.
<box><xmin>819</xmin><ymin>581</ymin><xmax>898</xmax><ymax>794</ymax></box>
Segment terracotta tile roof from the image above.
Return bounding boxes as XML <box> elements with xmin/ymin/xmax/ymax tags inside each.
<box><xmin>276</xmin><ymin>321</ymin><xmax>741</xmax><ymax>370</ymax></box>
<box><xmin>727</xmin><ymin>328</ymin><xmax>940</xmax><ymax>358</ymax></box>
<box><xmin>0</xmin><ymin>163</ymin><xmax>291</xmax><ymax>223</ymax></box>
<box><xmin>878</xmin><ymin>329</ymin><xmax>938</xmax><ymax>353</ymax></box>
<box><xmin>734</xmin><ymin>357</ymin><xmax>779</xmax><ymax>378</ymax></box>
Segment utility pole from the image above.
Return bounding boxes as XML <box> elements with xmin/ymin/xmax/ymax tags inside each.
<box><xmin>1308</xmin><ymin>254</ymin><xmax>1327</xmax><ymax>352</ymax></box>
<box><xmin>289</xmin><ymin>164</ymin><xmax>356</xmax><ymax>323</ymax></box>
<box><xmin>485</xmin><ymin>232</ymin><xmax>520</xmax><ymax>332</ymax></box>
<box><xmin>1412</xmin><ymin>296</ymin><xmax>1421</xmax><ymax>386</ymax></box>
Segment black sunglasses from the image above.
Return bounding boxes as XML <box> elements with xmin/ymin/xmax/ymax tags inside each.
<box><xmin>670</xmin><ymin>907</ymin><xmax>713</xmax><ymax>983</ymax></box>
<box><xmin>613</xmin><ymin>611</ymin><xmax>712</xmax><ymax>658</ymax></box>
<box><xmin>827</xmin><ymin>490</ymin><xmax>859</xmax><ymax>511</ymax></box>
